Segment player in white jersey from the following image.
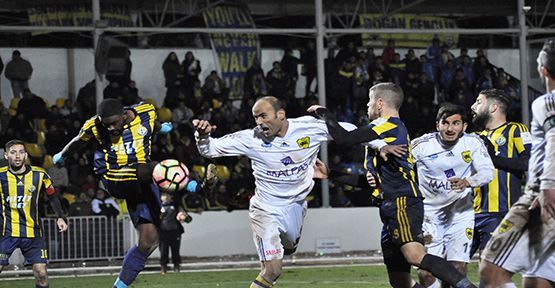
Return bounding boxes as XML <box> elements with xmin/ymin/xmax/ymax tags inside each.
<box><xmin>192</xmin><ymin>96</ymin><xmax>356</xmax><ymax>288</ymax></box>
<box><xmin>412</xmin><ymin>103</ymin><xmax>494</xmax><ymax>288</ymax></box>
<box><xmin>479</xmin><ymin>39</ymin><xmax>555</xmax><ymax>288</ymax></box>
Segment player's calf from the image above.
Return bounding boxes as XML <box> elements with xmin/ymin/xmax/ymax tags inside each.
<box><xmin>479</xmin><ymin>260</ymin><xmax>515</xmax><ymax>288</ymax></box>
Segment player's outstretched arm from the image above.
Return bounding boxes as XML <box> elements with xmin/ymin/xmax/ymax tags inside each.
<box><xmin>53</xmin><ymin>135</ymin><xmax>88</xmax><ymax>164</ymax></box>
<box><xmin>307</xmin><ymin>105</ymin><xmax>379</xmax><ymax>145</ymax></box>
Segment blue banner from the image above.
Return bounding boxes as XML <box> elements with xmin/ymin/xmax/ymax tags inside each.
<box><xmin>203</xmin><ymin>2</ymin><xmax>260</xmax><ymax>99</ymax></box>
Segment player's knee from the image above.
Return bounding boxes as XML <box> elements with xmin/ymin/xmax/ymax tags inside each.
<box><xmin>34</xmin><ymin>268</ymin><xmax>48</xmax><ymax>286</ymax></box>
<box><xmin>479</xmin><ymin>260</ymin><xmax>511</xmax><ymax>287</ymax></box>
<box><xmin>388</xmin><ymin>272</ymin><xmax>413</xmax><ymax>288</ymax></box>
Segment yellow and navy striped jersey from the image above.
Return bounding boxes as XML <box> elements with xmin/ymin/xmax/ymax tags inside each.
<box><xmin>473</xmin><ymin>122</ymin><xmax>532</xmax><ymax>213</ymax></box>
<box><xmin>79</xmin><ymin>103</ymin><xmax>157</xmax><ymax>181</ymax></box>
<box><xmin>364</xmin><ymin>117</ymin><xmax>422</xmax><ymax>199</ymax></box>
<box><xmin>0</xmin><ymin>165</ymin><xmax>54</xmax><ymax>238</ymax></box>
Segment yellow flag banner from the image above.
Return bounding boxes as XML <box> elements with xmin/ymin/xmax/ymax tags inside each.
<box><xmin>359</xmin><ymin>14</ymin><xmax>458</xmax><ymax>48</ymax></box>
<box><xmin>27</xmin><ymin>2</ymin><xmax>133</xmax><ymax>35</ymax></box>
<box><xmin>203</xmin><ymin>2</ymin><xmax>260</xmax><ymax>99</ymax></box>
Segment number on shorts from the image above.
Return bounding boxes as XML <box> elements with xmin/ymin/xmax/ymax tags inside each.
<box><xmin>41</xmin><ymin>249</ymin><xmax>48</xmax><ymax>259</ymax></box>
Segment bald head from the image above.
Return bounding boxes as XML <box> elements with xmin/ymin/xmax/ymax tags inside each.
<box><xmin>254</xmin><ymin>96</ymin><xmax>283</xmax><ymax>113</ymax></box>
<box><xmin>368</xmin><ymin>82</ymin><xmax>404</xmax><ymax>110</ymax></box>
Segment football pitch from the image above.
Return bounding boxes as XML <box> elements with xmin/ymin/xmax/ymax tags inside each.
<box><xmin>3</xmin><ymin>263</ymin><xmax>523</xmax><ymax>287</ymax></box>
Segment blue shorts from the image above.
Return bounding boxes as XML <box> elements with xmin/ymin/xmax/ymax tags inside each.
<box><xmin>470</xmin><ymin>212</ymin><xmax>506</xmax><ymax>257</ymax></box>
<box><xmin>0</xmin><ymin>235</ymin><xmax>48</xmax><ymax>266</ymax></box>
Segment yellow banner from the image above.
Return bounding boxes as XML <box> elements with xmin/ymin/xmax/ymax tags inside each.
<box><xmin>359</xmin><ymin>14</ymin><xmax>458</xmax><ymax>48</ymax></box>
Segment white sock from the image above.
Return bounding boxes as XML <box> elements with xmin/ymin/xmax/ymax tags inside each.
<box><xmin>495</xmin><ymin>283</ymin><xmax>517</xmax><ymax>288</ymax></box>
<box><xmin>427</xmin><ymin>279</ymin><xmax>441</xmax><ymax>288</ymax></box>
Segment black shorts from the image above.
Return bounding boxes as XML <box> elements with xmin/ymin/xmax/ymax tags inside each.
<box><xmin>102</xmin><ymin>177</ymin><xmax>162</xmax><ymax>227</ymax></box>
<box><xmin>380</xmin><ymin>196</ymin><xmax>424</xmax><ymax>273</ymax></box>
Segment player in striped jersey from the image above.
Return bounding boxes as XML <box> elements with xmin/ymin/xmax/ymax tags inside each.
<box><xmin>479</xmin><ymin>39</ymin><xmax>555</xmax><ymax>288</ymax></box>
<box><xmin>309</xmin><ymin>83</ymin><xmax>477</xmax><ymax>288</ymax></box>
<box><xmin>52</xmin><ymin>99</ymin><xmax>172</xmax><ymax>288</ymax></box>
<box><xmin>470</xmin><ymin>89</ymin><xmax>531</xmax><ymax>259</ymax></box>
<box><xmin>0</xmin><ymin>139</ymin><xmax>68</xmax><ymax>288</ymax></box>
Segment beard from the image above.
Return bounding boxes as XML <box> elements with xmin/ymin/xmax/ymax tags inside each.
<box><xmin>472</xmin><ymin>111</ymin><xmax>490</xmax><ymax>130</ymax></box>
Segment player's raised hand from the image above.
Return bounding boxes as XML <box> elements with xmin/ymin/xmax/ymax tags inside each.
<box><xmin>192</xmin><ymin>119</ymin><xmax>217</xmax><ymax>136</ymax></box>
<box><xmin>312</xmin><ymin>158</ymin><xmax>329</xmax><ymax>179</ymax></box>
<box><xmin>379</xmin><ymin>144</ymin><xmax>407</xmax><ymax>161</ymax></box>
<box><xmin>53</xmin><ymin>152</ymin><xmax>64</xmax><ymax>165</ymax></box>
<box><xmin>449</xmin><ymin>178</ymin><xmax>470</xmax><ymax>192</ymax></box>
<box><xmin>307</xmin><ymin>105</ymin><xmax>329</xmax><ymax>118</ymax></box>
<box><xmin>366</xmin><ymin>171</ymin><xmax>377</xmax><ymax>188</ymax></box>
<box><xmin>57</xmin><ymin>218</ymin><xmax>68</xmax><ymax>232</ymax></box>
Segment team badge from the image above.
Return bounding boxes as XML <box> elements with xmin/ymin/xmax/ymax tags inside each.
<box><xmin>497</xmin><ymin>219</ymin><xmax>513</xmax><ymax>234</ymax></box>
<box><xmin>444</xmin><ymin>168</ymin><xmax>456</xmax><ymax>178</ymax></box>
<box><xmin>137</xmin><ymin>126</ymin><xmax>148</xmax><ymax>136</ymax></box>
<box><xmin>461</xmin><ymin>150</ymin><xmax>472</xmax><ymax>163</ymax></box>
<box><xmin>466</xmin><ymin>228</ymin><xmax>473</xmax><ymax>239</ymax></box>
<box><xmin>29</xmin><ymin>185</ymin><xmax>36</xmax><ymax>193</ymax></box>
<box><xmin>495</xmin><ymin>135</ymin><xmax>506</xmax><ymax>146</ymax></box>
<box><xmin>296</xmin><ymin>137</ymin><xmax>310</xmax><ymax>149</ymax></box>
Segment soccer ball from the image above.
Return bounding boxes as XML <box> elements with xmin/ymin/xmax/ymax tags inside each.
<box><xmin>152</xmin><ymin>159</ymin><xmax>190</xmax><ymax>192</ymax></box>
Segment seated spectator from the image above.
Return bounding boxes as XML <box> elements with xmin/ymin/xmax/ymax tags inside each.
<box><xmin>47</xmin><ymin>162</ymin><xmax>69</xmax><ymax>190</ymax></box>
<box><xmin>69</xmin><ymin>192</ymin><xmax>92</xmax><ymax>216</ymax></box>
<box><xmin>203</xmin><ymin>71</ymin><xmax>228</xmax><ymax>101</ymax></box>
<box><xmin>91</xmin><ymin>188</ymin><xmax>120</xmax><ymax>218</ymax></box>
<box><xmin>17</xmin><ymin>88</ymin><xmax>47</xmax><ymax>120</ymax></box>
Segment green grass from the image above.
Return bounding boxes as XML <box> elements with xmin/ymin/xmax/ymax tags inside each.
<box><xmin>5</xmin><ymin>263</ymin><xmax>522</xmax><ymax>287</ymax></box>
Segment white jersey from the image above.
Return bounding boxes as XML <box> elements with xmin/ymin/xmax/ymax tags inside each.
<box><xmin>411</xmin><ymin>132</ymin><xmax>494</xmax><ymax>207</ymax></box>
<box><xmin>528</xmin><ymin>90</ymin><xmax>555</xmax><ymax>193</ymax></box>
<box><xmin>196</xmin><ymin>116</ymin><xmax>356</xmax><ymax>207</ymax></box>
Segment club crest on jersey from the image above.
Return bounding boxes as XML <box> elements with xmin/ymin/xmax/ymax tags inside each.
<box><xmin>466</xmin><ymin>228</ymin><xmax>473</xmax><ymax>239</ymax></box>
<box><xmin>495</xmin><ymin>135</ymin><xmax>506</xmax><ymax>146</ymax></box>
<box><xmin>296</xmin><ymin>137</ymin><xmax>310</xmax><ymax>149</ymax></box>
<box><xmin>137</xmin><ymin>126</ymin><xmax>148</xmax><ymax>136</ymax></box>
<box><xmin>280</xmin><ymin>156</ymin><xmax>294</xmax><ymax>166</ymax></box>
<box><xmin>461</xmin><ymin>150</ymin><xmax>472</xmax><ymax>163</ymax></box>
<box><xmin>28</xmin><ymin>185</ymin><xmax>36</xmax><ymax>193</ymax></box>
<box><xmin>498</xmin><ymin>219</ymin><xmax>513</xmax><ymax>234</ymax></box>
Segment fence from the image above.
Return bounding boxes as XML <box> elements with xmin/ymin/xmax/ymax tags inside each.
<box><xmin>41</xmin><ymin>215</ymin><xmax>133</xmax><ymax>262</ymax></box>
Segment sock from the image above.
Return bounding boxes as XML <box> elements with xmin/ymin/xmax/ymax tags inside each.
<box><xmin>36</xmin><ymin>285</ymin><xmax>49</xmax><ymax>288</ymax></box>
<box><xmin>250</xmin><ymin>275</ymin><xmax>274</xmax><ymax>288</ymax></box>
<box><xmin>412</xmin><ymin>283</ymin><xmax>424</xmax><ymax>288</ymax></box>
<box><xmin>419</xmin><ymin>254</ymin><xmax>475</xmax><ymax>288</ymax></box>
<box><xmin>426</xmin><ymin>279</ymin><xmax>441</xmax><ymax>288</ymax></box>
<box><xmin>115</xmin><ymin>245</ymin><xmax>148</xmax><ymax>286</ymax></box>
<box><xmin>495</xmin><ymin>284</ymin><xmax>517</xmax><ymax>288</ymax></box>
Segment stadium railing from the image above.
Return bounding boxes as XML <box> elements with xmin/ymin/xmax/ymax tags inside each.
<box><xmin>41</xmin><ymin>215</ymin><xmax>134</xmax><ymax>262</ymax></box>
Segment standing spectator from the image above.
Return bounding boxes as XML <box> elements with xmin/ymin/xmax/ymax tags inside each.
<box><xmin>181</xmin><ymin>51</ymin><xmax>201</xmax><ymax>99</ymax></box>
<box><xmin>203</xmin><ymin>71</ymin><xmax>228</xmax><ymax>101</ymax></box>
<box><xmin>159</xmin><ymin>192</ymin><xmax>188</xmax><ymax>274</ymax></box>
<box><xmin>403</xmin><ymin>49</ymin><xmax>422</xmax><ymax>76</ymax></box>
<box><xmin>162</xmin><ymin>52</ymin><xmax>183</xmax><ymax>109</ymax></box>
<box><xmin>301</xmin><ymin>41</ymin><xmax>317</xmax><ymax>97</ymax></box>
<box><xmin>420</xmin><ymin>55</ymin><xmax>435</xmax><ymax>82</ymax></box>
<box><xmin>281</xmin><ymin>48</ymin><xmax>301</xmax><ymax>96</ymax></box>
<box><xmin>17</xmin><ymin>88</ymin><xmax>48</xmax><ymax>120</ymax></box>
<box><xmin>266</xmin><ymin>61</ymin><xmax>290</xmax><ymax>100</ymax></box>
<box><xmin>335</xmin><ymin>41</ymin><xmax>358</xmax><ymax>65</ymax></box>
<box><xmin>244</xmin><ymin>56</ymin><xmax>263</xmax><ymax>97</ymax></box>
<box><xmin>0</xmin><ymin>55</ymin><xmax>3</xmax><ymax>98</ymax></box>
<box><xmin>381</xmin><ymin>39</ymin><xmax>396</xmax><ymax>65</ymax></box>
<box><xmin>75</xmin><ymin>80</ymin><xmax>96</xmax><ymax>120</ymax></box>
<box><xmin>4</xmin><ymin>50</ymin><xmax>33</xmax><ymax>98</ymax></box>
<box><xmin>91</xmin><ymin>188</ymin><xmax>120</xmax><ymax>218</ymax></box>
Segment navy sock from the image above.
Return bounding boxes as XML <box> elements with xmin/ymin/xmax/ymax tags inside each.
<box><xmin>117</xmin><ymin>245</ymin><xmax>148</xmax><ymax>286</ymax></box>
<box><xmin>419</xmin><ymin>254</ymin><xmax>475</xmax><ymax>288</ymax></box>
<box><xmin>412</xmin><ymin>283</ymin><xmax>423</xmax><ymax>288</ymax></box>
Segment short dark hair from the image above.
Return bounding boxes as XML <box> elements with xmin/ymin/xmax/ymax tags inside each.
<box><xmin>539</xmin><ymin>39</ymin><xmax>555</xmax><ymax>78</ymax></box>
<box><xmin>98</xmin><ymin>99</ymin><xmax>124</xmax><ymax>118</ymax></box>
<box><xmin>436</xmin><ymin>103</ymin><xmax>468</xmax><ymax>123</ymax></box>
<box><xmin>12</xmin><ymin>50</ymin><xmax>21</xmax><ymax>57</ymax></box>
<box><xmin>369</xmin><ymin>82</ymin><xmax>404</xmax><ymax>109</ymax></box>
<box><xmin>479</xmin><ymin>88</ymin><xmax>512</xmax><ymax>115</ymax></box>
<box><xmin>5</xmin><ymin>139</ymin><xmax>25</xmax><ymax>151</ymax></box>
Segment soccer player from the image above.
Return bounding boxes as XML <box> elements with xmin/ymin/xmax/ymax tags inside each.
<box><xmin>192</xmin><ymin>96</ymin><xmax>357</xmax><ymax>288</ymax></box>
<box><xmin>411</xmin><ymin>103</ymin><xmax>494</xmax><ymax>288</ymax></box>
<box><xmin>308</xmin><ymin>82</ymin><xmax>477</xmax><ymax>288</ymax></box>
<box><xmin>470</xmin><ymin>88</ymin><xmax>531</xmax><ymax>258</ymax></box>
<box><xmin>52</xmin><ymin>99</ymin><xmax>172</xmax><ymax>288</ymax></box>
<box><xmin>479</xmin><ymin>39</ymin><xmax>555</xmax><ymax>288</ymax></box>
<box><xmin>0</xmin><ymin>139</ymin><xmax>68</xmax><ymax>288</ymax></box>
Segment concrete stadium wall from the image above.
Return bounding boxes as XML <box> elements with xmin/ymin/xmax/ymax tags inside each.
<box><xmin>1</xmin><ymin>47</ymin><xmax>519</xmax><ymax>108</ymax></box>
<box><xmin>153</xmin><ymin>207</ymin><xmax>383</xmax><ymax>258</ymax></box>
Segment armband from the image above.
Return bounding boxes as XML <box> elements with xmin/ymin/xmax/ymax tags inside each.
<box><xmin>544</xmin><ymin>115</ymin><xmax>555</xmax><ymax>132</ymax></box>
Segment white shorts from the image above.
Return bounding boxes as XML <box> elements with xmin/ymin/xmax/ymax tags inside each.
<box><xmin>482</xmin><ymin>193</ymin><xmax>555</xmax><ymax>279</ymax></box>
<box><xmin>422</xmin><ymin>197</ymin><xmax>474</xmax><ymax>263</ymax></box>
<box><xmin>249</xmin><ymin>199</ymin><xmax>307</xmax><ymax>261</ymax></box>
